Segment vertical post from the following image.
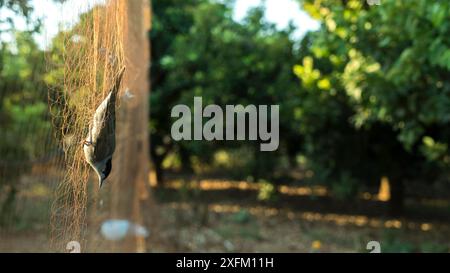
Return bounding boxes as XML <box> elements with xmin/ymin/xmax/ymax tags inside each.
<box><xmin>113</xmin><ymin>0</ymin><xmax>152</xmax><ymax>252</ymax></box>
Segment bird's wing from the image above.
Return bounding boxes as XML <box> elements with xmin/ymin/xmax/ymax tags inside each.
<box><xmin>108</xmin><ymin>67</ymin><xmax>126</xmax><ymax>105</ymax></box>
<box><xmin>91</xmin><ymin>92</ymin><xmax>116</xmax><ymax>160</ymax></box>
<box><xmin>85</xmin><ymin>67</ymin><xmax>125</xmax><ymax>161</ymax></box>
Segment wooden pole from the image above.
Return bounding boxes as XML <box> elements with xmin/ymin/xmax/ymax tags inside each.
<box><xmin>112</xmin><ymin>0</ymin><xmax>153</xmax><ymax>252</ymax></box>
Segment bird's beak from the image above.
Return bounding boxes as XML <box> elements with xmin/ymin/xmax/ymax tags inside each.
<box><xmin>99</xmin><ymin>179</ymin><xmax>104</xmax><ymax>188</ymax></box>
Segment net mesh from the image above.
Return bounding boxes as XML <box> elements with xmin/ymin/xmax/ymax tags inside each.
<box><xmin>0</xmin><ymin>0</ymin><xmax>153</xmax><ymax>252</ymax></box>
<box><xmin>49</xmin><ymin>0</ymin><xmax>127</xmax><ymax>251</ymax></box>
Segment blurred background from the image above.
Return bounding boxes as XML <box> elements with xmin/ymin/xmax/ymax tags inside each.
<box><xmin>0</xmin><ymin>0</ymin><xmax>449</xmax><ymax>252</ymax></box>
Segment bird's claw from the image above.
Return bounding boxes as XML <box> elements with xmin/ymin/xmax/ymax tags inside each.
<box><xmin>83</xmin><ymin>140</ymin><xmax>93</xmax><ymax>146</ymax></box>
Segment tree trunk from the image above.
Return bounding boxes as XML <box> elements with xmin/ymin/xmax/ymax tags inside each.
<box><xmin>388</xmin><ymin>177</ymin><xmax>404</xmax><ymax>217</ymax></box>
<box><xmin>150</xmin><ymin>143</ymin><xmax>165</xmax><ymax>186</ymax></box>
<box><xmin>154</xmin><ymin>158</ymin><xmax>164</xmax><ymax>185</ymax></box>
<box><xmin>0</xmin><ymin>186</ymin><xmax>17</xmax><ymax>225</ymax></box>
<box><xmin>112</xmin><ymin>0</ymin><xmax>155</xmax><ymax>252</ymax></box>
<box><xmin>179</xmin><ymin>146</ymin><xmax>193</xmax><ymax>173</ymax></box>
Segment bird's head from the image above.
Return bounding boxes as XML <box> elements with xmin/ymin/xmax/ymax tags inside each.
<box><xmin>94</xmin><ymin>158</ymin><xmax>112</xmax><ymax>188</ymax></box>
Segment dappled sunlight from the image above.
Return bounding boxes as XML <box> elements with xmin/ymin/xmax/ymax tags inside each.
<box><xmin>377</xmin><ymin>177</ymin><xmax>391</xmax><ymax>202</ymax></box>
<box><xmin>279</xmin><ymin>185</ymin><xmax>327</xmax><ymax>196</ymax></box>
<box><xmin>421</xmin><ymin>223</ymin><xmax>432</xmax><ymax>232</ymax></box>
<box><xmin>149</xmin><ymin>170</ymin><xmax>158</xmax><ymax>187</ymax></box>
<box><xmin>152</xmin><ymin>177</ymin><xmax>400</xmax><ymax>203</ymax></box>
<box><xmin>152</xmin><ymin>177</ymin><xmax>450</xmax><ymax>208</ymax></box>
<box><xmin>20</xmin><ymin>183</ymin><xmax>52</xmax><ymax>198</ymax></box>
<box><xmin>167</xmin><ymin>202</ymin><xmax>442</xmax><ymax>232</ymax></box>
<box><xmin>164</xmin><ymin>179</ymin><xmax>258</xmax><ymax>191</ymax></box>
<box><xmin>159</xmin><ymin>178</ymin><xmax>328</xmax><ymax>197</ymax></box>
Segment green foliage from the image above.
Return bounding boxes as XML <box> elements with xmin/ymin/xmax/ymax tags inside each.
<box><xmin>150</xmin><ymin>0</ymin><xmax>300</xmax><ymax>181</ymax></box>
<box><xmin>257</xmin><ymin>179</ymin><xmax>277</xmax><ymax>201</ymax></box>
<box><xmin>150</xmin><ymin>0</ymin><xmax>450</xmax><ymax>212</ymax></box>
<box><xmin>419</xmin><ymin>242</ymin><xmax>448</xmax><ymax>253</ymax></box>
<box><xmin>296</xmin><ymin>0</ymin><xmax>450</xmax><ymax>207</ymax></box>
<box><xmin>230</xmin><ymin>209</ymin><xmax>251</xmax><ymax>224</ymax></box>
<box><xmin>379</xmin><ymin>229</ymin><xmax>448</xmax><ymax>253</ymax></box>
<box><xmin>0</xmin><ymin>0</ymin><xmax>34</xmax><ymax>32</ymax></box>
<box><xmin>381</xmin><ymin>229</ymin><xmax>415</xmax><ymax>253</ymax></box>
<box><xmin>331</xmin><ymin>172</ymin><xmax>359</xmax><ymax>200</ymax></box>
<box><xmin>0</xmin><ymin>31</ymin><xmax>49</xmax><ymax>168</ymax></box>
<box><xmin>0</xmin><ymin>2</ymin><xmax>52</xmax><ymax>225</ymax></box>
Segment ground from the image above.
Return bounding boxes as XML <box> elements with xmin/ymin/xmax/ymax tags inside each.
<box><xmin>1</xmin><ymin>176</ymin><xmax>449</xmax><ymax>253</ymax></box>
<box><xmin>147</xmin><ymin>180</ymin><xmax>450</xmax><ymax>253</ymax></box>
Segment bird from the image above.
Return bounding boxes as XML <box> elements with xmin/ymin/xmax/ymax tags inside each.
<box><xmin>83</xmin><ymin>67</ymin><xmax>125</xmax><ymax>188</ymax></box>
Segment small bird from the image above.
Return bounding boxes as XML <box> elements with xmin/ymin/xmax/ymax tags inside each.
<box><xmin>83</xmin><ymin>67</ymin><xmax>125</xmax><ymax>188</ymax></box>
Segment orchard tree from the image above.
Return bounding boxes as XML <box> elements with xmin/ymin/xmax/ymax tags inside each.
<box><xmin>0</xmin><ymin>1</ymin><xmax>51</xmax><ymax>224</ymax></box>
<box><xmin>296</xmin><ymin>0</ymin><xmax>450</xmax><ymax>215</ymax></box>
<box><xmin>150</xmin><ymin>0</ymin><xmax>300</xmax><ymax>183</ymax></box>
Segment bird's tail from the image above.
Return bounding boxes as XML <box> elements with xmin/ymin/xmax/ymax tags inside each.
<box><xmin>105</xmin><ymin>66</ymin><xmax>125</xmax><ymax>120</ymax></box>
<box><xmin>110</xmin><ymin>66</ymin><xmax>126</xmax><ymax>99</ymax></box>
